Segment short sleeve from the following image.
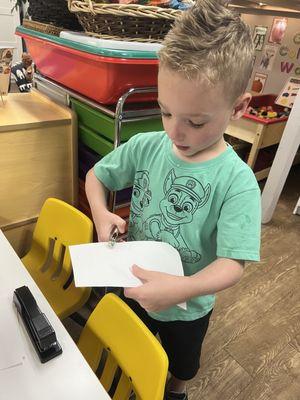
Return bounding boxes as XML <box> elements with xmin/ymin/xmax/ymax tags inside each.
<box><xmin>217</xmin><ymin>188</ymin><xmax>261</xmax><ymax>261</ymax></box>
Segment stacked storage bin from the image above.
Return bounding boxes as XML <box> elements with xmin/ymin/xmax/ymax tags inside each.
<box><xmin>72</xmin><ymin>98</ymin><xmax>162</xmax><ymax>227</ymax></box>
<box><xmin>16</xmin><ymin>26</ymin><xmax>162</xmax><ymax>232</ymax></box>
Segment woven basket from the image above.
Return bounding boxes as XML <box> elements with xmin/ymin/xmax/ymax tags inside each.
<box><xmin>27</xmin><ymin>0</ymin><xmax>82</xmax><ymax>30</ymax></box>
<box><xmin>23</xmin><ymin>19</ymin><xmax>63</xmax><ymax>36</ymax></box>
<box><xmin>68</xmin><ymin>1</ymin><xmax>181</xmax><ymax>42</ymax></box>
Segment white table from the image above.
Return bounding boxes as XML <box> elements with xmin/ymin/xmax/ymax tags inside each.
<box><xmin>0</xmin><ymin>230</ymin><xmax>110</xmax><ymax>400</ymax></box>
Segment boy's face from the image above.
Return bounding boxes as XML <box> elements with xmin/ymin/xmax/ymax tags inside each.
<box><xmin>158</xmin><ymin>67</ymin><xmax>250</xmax><ymax>161</ymax></box>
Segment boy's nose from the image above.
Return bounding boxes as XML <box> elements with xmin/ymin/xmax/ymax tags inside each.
<box><xmin>168</xmin><ymin>122</ymin><xmax>185</xmax><ymax>142</ymax></box>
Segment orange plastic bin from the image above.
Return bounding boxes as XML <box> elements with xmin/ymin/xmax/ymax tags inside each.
<box><xmin>16</xmin><ymin>26</ymin><xmax>159</xmax><ymax>104</ymax></box>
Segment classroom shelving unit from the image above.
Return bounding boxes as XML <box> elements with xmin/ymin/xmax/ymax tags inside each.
<box><xmin>33</xmin><ymin>72</ymin><xmax>162</xmax><ymax>214</ymax></box>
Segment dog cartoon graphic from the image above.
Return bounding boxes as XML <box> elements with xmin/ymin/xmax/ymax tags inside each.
<box><xmin>129</xmin><ymin>170</ymin><xmax>152</xmax><ymax>240</ymax></box>
<box><xmin>144</xmin><ymin>169</ymin><xmax>211</xmax><ymax>263</ymax></box>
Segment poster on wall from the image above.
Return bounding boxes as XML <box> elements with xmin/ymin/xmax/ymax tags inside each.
<box><xmin>251</xmin><ymin>72</ymin><xmax>267</xmax><ymax>94</ymax></box>
<box><xmin>253</xmin><ymin>26</ymin><xmax>268</xmax><ymax>51</ymax></box>
<box><xmin>275</xmin><ymin>77</ymin><xmax>300</xmax><ymax>108</ymax></box>
<box><xmin>268</xmin><ymin>17</ymin><xmax>288</xmax><ymax>44</ymax></box>
<box><xmin>259</xmin><ymin>45</ymin><xmax>278</xmax><ymax>71</ymax></box>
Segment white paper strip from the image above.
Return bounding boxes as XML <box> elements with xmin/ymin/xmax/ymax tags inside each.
<box><xmin>0</xmin><ymin>296</ymin><xmax>25</xmax><ymax>371</ymax></box>
<box><xmin>69</xmin><ymin>241</ymin><xmax>187</xmax><ymax>309</ymax></box>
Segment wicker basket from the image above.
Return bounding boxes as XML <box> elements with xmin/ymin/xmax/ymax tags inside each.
<box><xmin>27</xmin><ymin>0</ymin><xmax>82</xmax><ymax>31</ymax></box>
<box><xmin>68</xmin><ymin>1</ymin><xmax>181</xmax><ymax>42</ymax></box>
<box><xmin>23</xmin><ymin>19</ymin><xmax>64</xmax><ymax>36</ymax></box>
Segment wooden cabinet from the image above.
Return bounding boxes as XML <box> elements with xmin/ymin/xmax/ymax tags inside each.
<box><xmin>0</xmin><ymin>90</ymin><xmax>77</xmax><ymax>255</ymax></box>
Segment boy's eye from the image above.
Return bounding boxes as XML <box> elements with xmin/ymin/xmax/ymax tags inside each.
<box><xmin>188</xmin><ymin>120</ymin><xmax>205</xmax><ymax>129</ymax></box>
<box><xmin>161</xmin><ymin>111</ymin><xmax>171</xmax><ymax>118</ymax></box>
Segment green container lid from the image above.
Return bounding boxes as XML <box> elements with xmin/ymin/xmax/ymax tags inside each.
<box><xmin>16</xmin><ymin>26</ymin><xmax>159</xmax><ymax>60</ymax></box>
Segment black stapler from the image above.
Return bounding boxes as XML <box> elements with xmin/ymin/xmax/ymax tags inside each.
<box><xmin>13</xmin><ymin>286</ymin><xmax>62</xmax><ymax>363</ymax></box>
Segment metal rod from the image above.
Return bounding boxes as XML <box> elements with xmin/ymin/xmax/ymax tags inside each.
<box><xmin>109</xmin><ymin>87</ymin><xmax>158</xmax><ymax>213</ymax></box>
<box><xmin>33</xmin><ymin>73</ymin><xmax>161</xmax><ymax>119</ymax></box>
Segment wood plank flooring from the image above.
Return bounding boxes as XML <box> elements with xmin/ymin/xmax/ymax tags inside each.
<box><xmin>189</xmin><ymin>165</ymin><xmax>300</xmax><ymax>400</ymax></box>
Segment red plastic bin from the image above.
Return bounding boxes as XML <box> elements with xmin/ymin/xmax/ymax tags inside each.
<box><xmin>16</xmin><ymin>28</ymin><xmax>159</xmax><ymax>104</ymax></box>
<box><xmin>244</xmin><ymin>94</ymin><xmax>288</xmax><ymax>125</ymax></box>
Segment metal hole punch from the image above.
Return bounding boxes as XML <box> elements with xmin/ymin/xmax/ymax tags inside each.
<box><xmin>108</xmin><ymin>226</ymin><xmax>119</xmax><ymax>248</ymax></box>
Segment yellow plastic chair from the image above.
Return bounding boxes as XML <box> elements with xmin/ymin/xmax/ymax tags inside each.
<box><xmin>77</xmin><ymin>293</ymin><xmax>168</xmax><ymax>400</ymax></box>
<box><xmin>21</xmin><ymin>197</ymin><xmax>93</xmax><ymax>320</ymax></box>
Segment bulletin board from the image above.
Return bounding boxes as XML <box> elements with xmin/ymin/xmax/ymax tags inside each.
<box><xmin>242</xmin><ymin>13</ymin><xmax>300</xmax><ymax>99</ymax></box>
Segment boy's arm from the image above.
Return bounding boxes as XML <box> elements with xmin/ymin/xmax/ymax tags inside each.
<box><xmin>85</xmin><ymin>168</ymin><xmax>126</xmax><ymax>241</ymax></box>
<box><xmin>124</xmin><ymin>257</ymin><xmax>244</xmax><ymax>312</ymax></box>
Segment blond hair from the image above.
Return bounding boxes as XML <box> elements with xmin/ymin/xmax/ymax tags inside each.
<box><xmin>159</xmin><ymin>0</ymin><xmax>254</xmax><ymax>103</ymax></box>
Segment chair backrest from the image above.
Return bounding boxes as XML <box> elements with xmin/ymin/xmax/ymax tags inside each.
<box><xmin>29</xmin><ymin>197</ymin><xmax>93</xmax><ymax>284</ymax></box>
<box><xmin>77</xmin><ymin>293</ymin><xmax>168</xmax><ymax>400</ymax></box>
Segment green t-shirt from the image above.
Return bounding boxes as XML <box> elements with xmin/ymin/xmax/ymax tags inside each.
<box><xmin>94</xmin><ymin>131</ymin><xmax>261</xmax><ymax>321</ymax></box>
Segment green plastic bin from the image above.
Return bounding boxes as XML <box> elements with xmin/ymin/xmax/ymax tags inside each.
<box><xmin>78</xmin><ymin>124</ymin><xmax>115</xmax><ymax>157</ymax></box>
<box><xmin>71</xmin><ymin>98</ymin><xmax>163</xmax><ymax>143</ymax></box>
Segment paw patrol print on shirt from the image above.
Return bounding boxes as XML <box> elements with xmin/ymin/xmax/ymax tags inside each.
<box><xmin>144</xmin><ymin>169</ymin><xmax>211</xmax><ymax>263</ymax></box>
<box><xmin>129</xmin><ymin>170</ymin><xmax>152</xmax><ymax>240</ymax></box>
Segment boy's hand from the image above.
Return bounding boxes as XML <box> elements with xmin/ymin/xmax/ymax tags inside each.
<box><xmin>124</xmin><ymin>264</ymin><xmax>190</xmax><ymax>312</ymax></box>
<box><xmin>95</xmin><ymin>210</ymin><xmax>126</xmax><ymax>242</ymax></box>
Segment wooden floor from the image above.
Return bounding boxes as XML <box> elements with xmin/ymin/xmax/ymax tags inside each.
<box><xmin>64</xmin><ymin>165</ymin><xmax>300</xmax><ymax>400</ymax></box>
<box><xmin>189</xmin><ymin>165</ymin><xmax>300</xmax><ymax>400</ymax></box>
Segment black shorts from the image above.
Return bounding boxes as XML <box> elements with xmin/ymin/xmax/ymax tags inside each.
<box><xmin>121</xmin><ymin>292</ymin><xmax>213</xmax><ymax>381</ymax></box>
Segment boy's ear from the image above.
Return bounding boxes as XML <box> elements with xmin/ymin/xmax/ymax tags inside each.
<box><xmin>231</xmin><ymin>93</ymin><xmax>252</xmax><ymax>120</ymax></box>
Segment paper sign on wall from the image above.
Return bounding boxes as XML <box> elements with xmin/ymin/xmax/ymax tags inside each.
<box><xmin>259</xmin><ymin>45</ymin><xmax>278</xmax><ymax>71</ymax></box>
<box><xmin>253</xmin><ymin>26</ymin><xmax>268</xmax><ymax>51</ymax></box>
<box><xmin>275</xmin><ymin>77</ymin><xmax>300</xmax><ymax>108</ymax></box>
<box><xmin>268</xmin><ymin>17</ymin><xmax>288</xmax><ymax>44</ymax></box>
<box><xmin>251</xmin><ymin>72</ymin><xmax>268</xmax><ymax>94</ymax></box>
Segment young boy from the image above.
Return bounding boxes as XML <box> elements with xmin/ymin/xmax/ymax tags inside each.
<box><xmin>85</xmin><ymin>1</ymin><xmax>261</xmax><ymax>399</ymax></box>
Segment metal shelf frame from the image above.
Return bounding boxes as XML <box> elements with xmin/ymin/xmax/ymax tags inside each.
<box><xmin>33</xmin><ymin>73</ymin><xmax>161</xmax><ymax>212</ymax></box>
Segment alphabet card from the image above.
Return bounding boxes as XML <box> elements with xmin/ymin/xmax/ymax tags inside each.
<box><xmin>259</xmin><ymin>45</ymin><xmax>278</xmax><ymax>71</ymax></box>
<box><xmin>253</xmin><ymin>25</ymin><xmax>268</xmax><ymax>51</ymax></box>
<box><xmin>251</xmin><ymin>72</ymin><xmax>267</xmax><ymax>94</ymax></box>
<box><xmin>268</xmin><ymin>17</ymin><xmax>288</xmax><ymax>45</ymax></box>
